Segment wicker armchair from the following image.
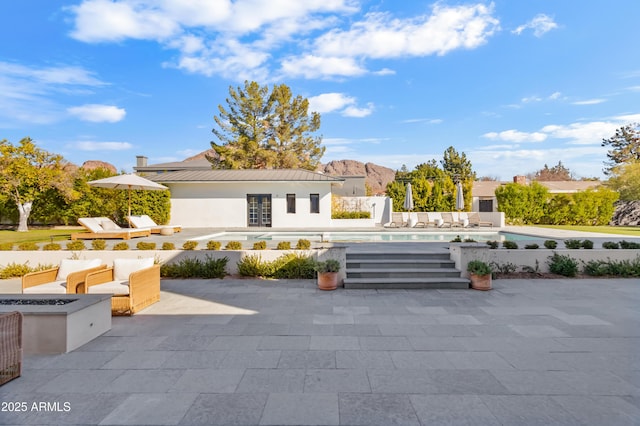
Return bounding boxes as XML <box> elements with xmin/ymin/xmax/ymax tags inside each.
<box><xmin>0</xmin><ymin>311</ymin><xmax>22</xmax><ymax>386</ymax></box>
<box><xmin>83</xmin><ymin>258</ymin><xmax>160</xmax><ymax>316</ymax></box>
<box><xmin>22</xmin><ymin>259</ymin><xmax>106</xmax><ymax>294</ymax></box>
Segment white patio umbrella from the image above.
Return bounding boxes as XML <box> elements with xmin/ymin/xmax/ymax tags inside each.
<box><xmin>403</xmin><ymin>182</ymin><xmax>414</xmax><ymax>211</ymax></box>
<box><xmin>88</xmin><ymin>174</ymin><xmax>168</xmax><ymax>225</ymax></box>
<box><xmin>455</xmin><ymin>181</ymin><xmax>465</xmax><ymax>211</ymax></box>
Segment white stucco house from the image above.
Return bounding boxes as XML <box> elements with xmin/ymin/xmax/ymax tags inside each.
<box><xmin>134</xmin><ymin>156</ymin><xmax>394</xmax><ymax>228</ymax></box>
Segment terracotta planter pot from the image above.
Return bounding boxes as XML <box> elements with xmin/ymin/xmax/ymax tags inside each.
<box><xmin>317</xmin><ymin>272</ymin><xmax>338</xmax><ymax>291</ymax></box>
<box><xmin>470</xmin><ymin>273</ymin><xmax>491</xmax><ymax>291</ymax></box>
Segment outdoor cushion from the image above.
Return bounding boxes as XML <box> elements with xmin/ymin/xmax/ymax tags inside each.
<box><xmin>78</xmin><ymin>218</ymin><xmax>103</xmax><ymax>233</ymax></box>
<box><xmin>101</xmin><ymin>220</ymin><xmax>118</xmax><ymax>230</ymax></box>
<box><xmin>113</xmin><ymin>258</ymin><xmax>155</xmax><ymax>281</ymax></box>
<box><xmin>56</xmin><ymin>258</ymin><xmax>103</xmax><ymax>281</ymax></box>
<box><xmin>23</xmin><ymin>281</ymin><xmax>67</xmax><ymax>294</ymax></box>
<box><xmin>87</xmin><ymin>280</ymin><xmax>130</xmax><ymax>296</ymax></box>
<box><xmin>129</xmin><ymin>215</ymin><xmax>156</xmax><ymax>228</ymax></box>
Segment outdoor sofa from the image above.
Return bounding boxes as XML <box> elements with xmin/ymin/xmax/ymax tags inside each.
<box><xmin>22</xmin><ymin>259</ymin><xmax>106</xmax><ymax>294</ymax></box>
<box><xmin>71</xmin><ymin>217</ymin><xmax>151</xmax><ymax>240</ymax></box>
<box><xmin>83</xmin><ymin>258</ymin><xmax>160</xmax><ymax>316</ymax></box>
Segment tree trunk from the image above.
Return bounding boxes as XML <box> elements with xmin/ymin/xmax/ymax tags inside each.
<box><xmin>17</xmin><ymin>202</ymin><xmax>32</xmax><ymax>232</ymax></box>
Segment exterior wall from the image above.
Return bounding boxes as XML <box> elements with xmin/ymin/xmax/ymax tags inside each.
<box><xmin>332</xmin><ymin>195</ymin><xmax>391</xmax><ymax>225</ymax></box>
<box><xmin>166</xmin><ymin>181</ymin><xmax>334</xmax><ymax>228</ymax></box>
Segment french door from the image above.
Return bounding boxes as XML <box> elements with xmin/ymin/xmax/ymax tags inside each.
<box><xmin>247</xmin><ymin>194</ymin><xmax>272</xmax><ymax>227</ymax></box>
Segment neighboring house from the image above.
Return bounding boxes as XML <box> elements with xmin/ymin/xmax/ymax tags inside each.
<box><xmin>472</xmin><ymin>175</ymin><xmax>602</xmax><ymax>212</ymax></box>
<box><xmin>135</xmin><ymin>156</ymin><xmax>345</xmax><ymax>228</ymax></box>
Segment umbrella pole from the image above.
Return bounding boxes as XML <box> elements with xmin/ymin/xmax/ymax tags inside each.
<box><xmin>127</xmin><ymin>188</ymin><xmax>132</xmax><ymax>227</ymax></box>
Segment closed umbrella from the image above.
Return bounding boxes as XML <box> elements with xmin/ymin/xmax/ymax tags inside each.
<box><xmin>403</xmin><ymin>182</ymin><xmax>414</xmax><ymax>211</ymax></box>
<box><xmin>88</xmin><ymin>173</ymin><xmax>168</xmax><ymax>225</ymax></box>
<box><xmin>455</xmin><ymin>181</ymin><xmax>464</xmax><ymax>211</ymax></box>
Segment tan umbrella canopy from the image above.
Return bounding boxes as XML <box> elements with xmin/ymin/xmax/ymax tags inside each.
<box><xmin>88</xmin><ymin>173</ymin><xmax>168</xmax><ymax>225</ymax></box>
<box><xmin>403</xmin><ymin>182</ymin><xmax>414</xmax><ymax>211</ymax></box>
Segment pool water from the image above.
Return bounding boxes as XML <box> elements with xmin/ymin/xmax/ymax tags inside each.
<box><xmin>194</xmin><ymin>231</ymin><xmax>533</xmax><ymax>243</ymax></box>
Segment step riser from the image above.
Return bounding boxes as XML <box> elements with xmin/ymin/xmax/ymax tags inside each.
<box><xmin>347</xmin><ymin>262</ymin><xmax>455</xmax><ymax>269</ymax></box>
<box><xmin>348</xmin><ymin>254</ymin><xmax>451</xmax><ymax>261</ymax></box>
<box><xmin>348</xmin><ymin>271</ymin><xmax>462</xmax><ymax>278</ymax></box>
<box><xmin>344</xmin><ymin>282</ymin><xmax>470</xmax><ymax>290</ymax></box>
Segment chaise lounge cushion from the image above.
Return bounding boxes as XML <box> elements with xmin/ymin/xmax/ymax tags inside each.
<box><xmin>56</xmin><ymin>259</ymin><xmax>103</xmax><ymax>281</ymax></box>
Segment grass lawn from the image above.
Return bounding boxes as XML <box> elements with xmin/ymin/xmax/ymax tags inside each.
<box><xmin>0</xmin><ymin>228</ymin><xmax>76</xmax><ymax>244</ymax></box>
<box><xmin>535</xmin><ymin>225</ymin><xmax>640</xmax><ymax>237</ymax></box>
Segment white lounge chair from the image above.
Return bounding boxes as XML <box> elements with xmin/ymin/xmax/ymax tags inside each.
<box><xmin>71</xmin><ymin>217</ymin><xmax>151</xmax><ymax>240</ymax></box>
<box><xmin>128</xmin><ymin>215</ymin><xmax>182</xmax><ymax>234</ymax></box>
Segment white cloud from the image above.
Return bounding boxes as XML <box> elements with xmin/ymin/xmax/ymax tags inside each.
<box><xmin>402</xmin><ymin>118</ymin><xmax>443</xmax><ymax>124</ymax></box>
<box><xmin>483</xmin><ymin>129</ymin><xmax>547</xmax><ymax>143</ymax></box>
<box><xmin>512</xmin><ymin>14</ymin><xmax>558</xmax><ymax>37</ymax></box>
<box><xmin>280</xmin><ymin>55</ymin><xmax>366</xmax><ymax>79</ymax></box>
<box><xmin>615</xmin><ymin>113</ymin><xmax>640</xmax><ymax>122</ymax></box>
<box><xmin>308</xmin><ymin>93</ymin><xmax>373</xmax><ymax>117</ymax></box>
<box><xmin>540</xmin><ymin>121</ymin><xmax>618</xmax><ymax>145</ymax></box>
<box><xmin>74</xmin><ymin>141</ymin><xmax>133</xmax><ymax>151</ymax></box>
<box><xmin>67</xmin><ymin>104</ymin><xmax>126</xmax><ymax>122</ymax></box>
<box><xmin>548</xmin><ymin>91</ymin><xmax>562</xmax><ymax>100</ymax></box>
<box><xmin>572</xmin><ymin>99</ymin><xmax>606</xmax><ymax>105</ymax></box>
<box><xmin>314</xmin><ymin>4</ymin><xmax>499</xmax><ymax>59</ymax></box>
<box><xmin>0</xmin><ymin>62</ymin><xmax>108</xmax><ymax>127</ymax></box>
<box><xmin>68</xmin><ymin>1</ymin><xmax>500</xmax><ymax>81</ymax></box>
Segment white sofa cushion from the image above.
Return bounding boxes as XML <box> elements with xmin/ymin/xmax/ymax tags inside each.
<box><xmin>113</xmin><ymin>258</ymin><xmax>154</xmax><ymax>281</ymax></box>
<box><xmin>56</xmin><ymin>258</ymin><xmax>102</xmax><ymax>280</ymax></box>
<box><xmin>87</xmin><ymin>280</ymin><xmax>130</xmax><ymax>295</ymax></box>
<box><xmin>23</xmin><ymin>281</ymin><xmax>67</xmax><ymax>294</ymax></box>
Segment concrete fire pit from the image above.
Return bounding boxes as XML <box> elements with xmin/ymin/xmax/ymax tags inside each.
<box><xmin>0</xmin><ymin>294</ymin><xmax>111</xmax><ymax>354</ymax></box>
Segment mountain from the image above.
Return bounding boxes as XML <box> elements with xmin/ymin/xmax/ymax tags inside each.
<box><xmin>320</xmin><ymin>160</ymin><xmax>395</xmax><ymax>195</ymax></box>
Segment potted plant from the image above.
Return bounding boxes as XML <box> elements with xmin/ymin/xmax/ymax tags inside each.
<box><xmin>314</xmin><ymin>259</ymin><xmax>341</xmax><ymax>291</ymax></box>
<box><xmin>467</xmin><ymin>260</ymin><xmax>492</xmax><ymax>291</ymax></box>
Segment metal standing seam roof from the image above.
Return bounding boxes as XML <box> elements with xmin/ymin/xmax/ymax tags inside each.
<box><xmin>149</xmin><ymin>169</ymin><xmax>345</xmax><ymax>183</ymax></box>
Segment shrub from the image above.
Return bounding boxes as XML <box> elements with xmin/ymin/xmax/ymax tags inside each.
<box><xmin>543</xmin><ymin>240</ymin><xmax>558</xmax><ymax>249</ymax></box>
<box><xmin>42</xmin><ymin>243</ymin><xmax>61</xmax><ymax>251</ymax></box>
<box><xmin>524</xmin><ymin>244</ymin><xmax>539</xmax><ymax>249</ymax></box>
<box><xmin>18</xmin><ymin>242</ymin><xmax>39</xmax><ymax>251</ymax></box>
<box><xmin>463</xmin><ymin>238</ymin><xmax>477</xmax><ymax>243</ymax></box>
<box><xmin>314</xmin><ymin>259</ymin><xmax>341</xmax><ymax>273</ymax></box>
<box><xmin>161</xmin><ymin>255</ymin><xmax>228</xmax><ymax>279</ymax></box>
<box><xmin>272</xmin><ymin>253</ymin><xmax>316</xmax><ymax>279</ymax></box>
<box><xmin>564</xmin><ymin>239</ymin><xmax>582</xmax><ymax>249</ymax></box>
<box><xmin>502</xmin><ymin>241</ymin><xmax>518</xmax><ymax>249</ymax></box>
<box><xmin>137</xmin><ymin>242</ymin><xmax>156</xmax><ymax>250</ymax></box>
<box><xmin>0</xmin><ymin>262</ymin><xmax>53</xmax><ymax>279</ymax></box>
<box><xmin>489</xmin><ymin>261</ymin><xmax>517</xmax><ymax>275</ymax></box>
<box><xmin>253</xmin><ymin>241</ymin><xmax>267</xmax><ymax>250</ymax></box>
<box><xmin>296</xmin><ymin>239</ymin><xmax>311</xmax><ymax>250</ymax></box>
<box><xmin>581</xmin><ymin>239</ymin><xmax>594</xmax><ymax>249</ymax></box>
<box><xmin>237</xmin><ymin>254</ymin><xmax>270</xmax><ymax>277</ymax></box>
<box><xmin>207</xmin><ymin>240</ymin><xmax>221</xmax><ymax>250</ymax></box>
<box><xmin>0</xmin><ymin>242</ymin><xmax>13</xmax><ymax>251</ymax></box>
<box><xmin>182</xmin><ymin>240</ymin><xmax>198</xmax><ymax>250</ymax></box>
<box><xmin>332</xmin><ymin>211</ymin><xmax>371</xmax><ymax>219</ymax></box>
<box><xmin>66</xmin><ymin>241</ymin><xmax>86</xmax><ymax>251</ymax></box>
<box><xmin>276</xmin><ymin>241</ymin><xmax>291</xmax><ymax>250</ymax></box>
<box><xmin>583</xmin><ymin>258</ymin><xmax>640</xmax><ymax>277</ymax></box>
<box><xmin>547</xmin><ymin>252</ymin><xmax>578</xmax><ymax>277</ymax></box>
<box><xmin>486</xmin><ymin>240</ymin><xmax>499</xmax><ymax>249</ymax></box>
<box><xmin>467</xmin><ymin>260</ymin><xmax>492</xmax><ymax>275</ymax></box>
<box><xmin>91</xmin><ymin>239</ymin><xmax>106</xmax><ymax>250</ymax></box>
<box><xmin>225</xmin><ymin>241</ymin><xmax>242</xmax><ymax>250</ymax></box>
<box><xmin>162</xmin><ymin>242</ymin><xmax>175</xmax><ymax>250</ymax></box>
<box><xmin>450</xmin><ymin>235</ymin><xmax>462</xmax><ymax>242</ymax></box>
<box><xmin>620</xmin><ymin>240</ymin><xmax>640</xmax><ymax>249</ymax></box>
<box><xmin>602</xmin><ymin>241</ymin><xmax>619</xmax><ymax>249</ymax></box>
<box><xmin>112</xmin><ymin>242</ymin><xmax>129</xmax><ymax>250</ymax></box>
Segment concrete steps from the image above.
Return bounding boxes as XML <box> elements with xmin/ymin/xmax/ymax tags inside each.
<box><xmin>343</xmin><ymin>250</ymin><xmax>470</xmax><ymax>290</ymax></box>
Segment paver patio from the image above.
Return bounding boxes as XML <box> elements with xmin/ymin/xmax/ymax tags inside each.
<box><xmin>1</xmin><ymin>276</ymin><xmax>639</xmax><ymax>425</ymax></box>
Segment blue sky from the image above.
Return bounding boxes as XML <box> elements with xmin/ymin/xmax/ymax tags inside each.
<box><xmin>1</xmin><ymin>1</ymin><xmax>638</xmax><ymax>180</ymax></box>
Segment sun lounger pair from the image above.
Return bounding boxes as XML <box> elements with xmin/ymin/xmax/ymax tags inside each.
<box><xmin>71</xmin><ymin>217</ymin><xmax>151</xmax><ymax>240</ymax></box>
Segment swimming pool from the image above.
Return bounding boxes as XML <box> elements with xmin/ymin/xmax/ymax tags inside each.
<box><xmin>193</xmin><ymin>230</ymin><xmax>534</xmax><ymax>243</ymax></box>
